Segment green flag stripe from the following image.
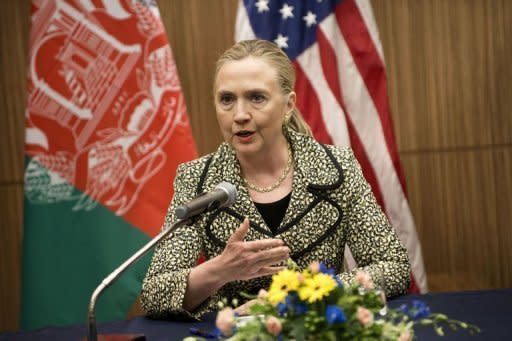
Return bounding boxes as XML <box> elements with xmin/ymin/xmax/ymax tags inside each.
<box><xmin>21</xmin><ymin>164</ymin><xmax>153</xmax><ymax>330</ymax></box>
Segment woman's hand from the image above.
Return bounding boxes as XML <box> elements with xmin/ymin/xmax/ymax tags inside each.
<box><xmin>216</xmin><ymin>218</ymin><xmax>290</xmax><ymax>282</ymax></box>
<box><xmin>183</xmin><ymin>219</ymin><xmax>288</xmax><ymax>311</ymax></box>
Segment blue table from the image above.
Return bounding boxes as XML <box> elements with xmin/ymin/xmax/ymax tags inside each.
<box><xmin>2</xmin><ymin>289</ymin><xmax>510</xmax><ymax>340</ymax></box>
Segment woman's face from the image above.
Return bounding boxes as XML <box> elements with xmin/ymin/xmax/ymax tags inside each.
<box><xmin>214</xmin><ymin>56</ymin><xmax>295</xmax><ymax>156</ymax></box>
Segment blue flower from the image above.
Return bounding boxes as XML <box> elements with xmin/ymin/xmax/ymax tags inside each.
<box><xmin>319</xmin><ymin>263</ymin><xmax>336</xmax><ymax>276</ymax></box>
<box><xmin>325</xmin><ymin>305</ymin><xmax>347</xmax><ymax>325</ymax></box>
<box><xmin>294</xmin><ymin>302</ymin><xmax>308</xmax><ymax>315</ymax></box>
<box><xmin>286</xmin><ymin>292</ymin><xmax>298</xmax><ymax>304</ymax></box>
<box><xmin>411</xmin><ymin>300</ymin><xmax>431</xmax><ymax>319</ymax></box>
<box><xmin>398</xmin><ymin>304</ymin><xmax>409</xmax><ymax>314</ymax></box>
<box><xmin>277</xmin><ymin>302</ymin><xmax>288</xmax><ymax>317</ymax></box>
<box><xmin>283</xmin><ymin>293</ymin><xmax>308</xmax><ymax>316</ymax></box>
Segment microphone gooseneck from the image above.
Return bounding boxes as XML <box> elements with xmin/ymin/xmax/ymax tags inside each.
<box><xmin>87</xmin><ymin>182</ymin><xmax>237</xmax><ymax>341</ymax></box>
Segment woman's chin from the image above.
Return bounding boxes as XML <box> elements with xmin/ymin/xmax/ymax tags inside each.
<box><xmin>231</xmin><ymin>141</ymin><xmax>262</xmax><ymax>156</ymax></box>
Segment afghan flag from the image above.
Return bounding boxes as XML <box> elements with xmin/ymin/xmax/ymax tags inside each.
<box><xmin>21</xmin><ymin>0</ymin><xmax>197</xmax><ymax>330</ymax></box>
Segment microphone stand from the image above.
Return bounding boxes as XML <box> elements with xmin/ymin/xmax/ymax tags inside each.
<box><xmin>87</xmin><ymin>217</ymin><xmax>192</xmax><ymax>341</ymax></box>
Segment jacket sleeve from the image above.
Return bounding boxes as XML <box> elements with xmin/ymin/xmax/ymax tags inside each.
<box><xmin>337</xmin><ymin>149</ymin><xmax>411</xmax><ymax>297</ymax></box>
<box><xmin>140</xmin><ymin>162</ymin><xmax>219</xmax><ymax>320</ymax></box>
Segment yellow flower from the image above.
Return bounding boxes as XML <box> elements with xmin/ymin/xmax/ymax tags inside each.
<box><xmin>298</xmin><ymin>273</ymin><xmax>337</xmax><ymax>303</ymax></box>
<box><xmin>267</xmin><ymin>269</ymin><xmax>300</xmax><ymax>305</ymax></box>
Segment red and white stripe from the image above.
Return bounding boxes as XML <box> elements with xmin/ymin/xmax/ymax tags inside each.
<box><xmin>236</xmin><ymin>0</ymin><xmax>427</xmax><ymax>293</ymax></box>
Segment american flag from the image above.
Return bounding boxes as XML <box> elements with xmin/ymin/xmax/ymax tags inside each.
<box><xmin>235</xmin><ymin>0</ymin><xmax>427</xmax><ymax>293</ymax></box>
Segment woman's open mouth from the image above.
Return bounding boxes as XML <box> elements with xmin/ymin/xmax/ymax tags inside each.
<box><xmin>235</xmin><ymin>130</ymin><xmax>255</xmax><ymax>142</ymax></box>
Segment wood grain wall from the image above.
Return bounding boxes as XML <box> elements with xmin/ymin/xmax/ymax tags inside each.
<box><xmin>1</xmin><ymin>0</ymin><xmax>510</xmax><ymax>332</ymax></box>
<box><xmin>0</xmin><ymin>0</ymin><xmax>30</xmax><ymax>334</ymax></box>
<box><xmin>372</xmin><ymin>0</ymin><xmax>512</xmax><ymax>291</ymax></box>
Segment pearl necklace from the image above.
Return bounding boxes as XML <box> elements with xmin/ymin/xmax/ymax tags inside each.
<box><xmin>243</xmin><ymin>144</ymin><xmax>293</xmax><ymax>193</ymax></box>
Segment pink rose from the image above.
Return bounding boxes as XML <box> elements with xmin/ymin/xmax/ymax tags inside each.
<box><xmin>309</xmin><ymin>261</ymin><xmax>320</xmax><ymax>273</ymax></box>
<box><xmin>398</xmin><ymin>329</ymin><xmax>412</xmax><ymax>341</ymax></box>
<box><xmin>215</xmin><ymin>307</ymin><xmax>235</xmax><ymax>336</ymax></box>
<box><xmin>265</xmin><ymin>316</ymin><xmax>282</xmax><ymax>336</ymax></box>
<box><xmin>355</xmin><ymin>270</ymin><xmax>374</xmax><ymax>290</ymax></box>
<box><xmin>356</xmin><ymin>306</ymin><xmax>374</xmax><ymax>326</ymax></box>
<box><xmin>257</xmin><ymin>289</ymin><xmax>268</xmax><ymax>300</ymax></box>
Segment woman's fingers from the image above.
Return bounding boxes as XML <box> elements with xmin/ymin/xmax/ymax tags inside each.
<box><xmin>227</xmin><ymin>217</ymin><xmax>250</xmax><ymax>243</ymax></box>
<box><xmin>243</xmin><ymin>238</ymin><xmax>285</xmax><ymax>251</ymax></box>
<box><xmin>246</xmin><ymin>266</ymin><xmax>286</xmax><ymax>280</ymax></box>
<box><xmin>243</xmin><ymin>247</ymin><xmax>289</xmax><ymax>279</ymax></box>
<box><xmin>221</xmin><ymin>218</ymin><xmax>291</xmax><ymax>281</ymax></box>
<box><xmin>252</xmin><ymin>246</ymin><xmax>289</xmax><ymax>267</ymax></box>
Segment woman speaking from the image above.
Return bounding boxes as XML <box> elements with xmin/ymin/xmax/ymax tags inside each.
<box><xmin>140</xmin><ymin>39</ymin><xmax>410</xmax><ymax>319</ymax></box>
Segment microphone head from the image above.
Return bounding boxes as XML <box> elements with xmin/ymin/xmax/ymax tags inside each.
<box><xmin>215</xmin><ymin>181</ymin><xmax>237</xmax><ymax>208</ymax></box>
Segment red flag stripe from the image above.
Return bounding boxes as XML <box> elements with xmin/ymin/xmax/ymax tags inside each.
<box><xmin>335</xmin><ymin>0</ymin><xmax>408</xmax><ymax>193</ymax></box>
<box><xmin>317</xmin><ymin>30</ymin><xmax>345</xmax><ymax>111</ymax></box>
<box><xmin>319</xmin><ymin>12</ymin><xmax>427</xmax><ymax>292</ymax></box>
<box><xmin>294</xmin><ymin>63</ymin><xmax>333</xmax><ymax>145</ymax></box>
<box><xmin>353</xmin><ymin>0</ymin><xmax>385</xmax><ymax>62</ymax></box>
<box><xmin>316</xmin><ymin>28</ymin><xmax>386</xmax><ymax>209</ymax></box>
<box><xmin>319</xmin><ymin>14</ymin><xmax>398</xmax><ymax>212</ymax></box>
<box><xmin>296</xmin><ymin>44</ymin><xmax>350</xmax><ymax>148</ymax></box>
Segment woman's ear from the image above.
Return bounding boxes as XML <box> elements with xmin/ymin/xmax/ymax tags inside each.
<box><xmin>287</xmin><ymin>91</ymin><xmax>297</xmax><ymax>112</ymax></box>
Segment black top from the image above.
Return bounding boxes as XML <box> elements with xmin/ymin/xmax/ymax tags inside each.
<box><xmin>254</xmin><ymin>192</ymin><xmax>292</xmax><ymax>235</ymax></box>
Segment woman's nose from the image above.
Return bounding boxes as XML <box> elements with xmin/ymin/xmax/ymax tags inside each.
<box><xmin>233</xmin><ymin>101</ymin><xmax>250</xmax><ymax>122</ymax></box>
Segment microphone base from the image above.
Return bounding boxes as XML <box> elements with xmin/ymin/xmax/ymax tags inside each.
<box><xmin>84</xmin><ymin>334</ymin><xmax>146</xmax><ymax>341</ymax></box>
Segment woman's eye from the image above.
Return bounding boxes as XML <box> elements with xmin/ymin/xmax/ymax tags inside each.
<box><xmin>251</xmin><ymin>94</ymin><xmax>265</xmax><ymax>103</ymax></box>
<box><xmin>219</xmin><ymin>95</ymin><xmax>234</xmax><ymax>105</ymax></box>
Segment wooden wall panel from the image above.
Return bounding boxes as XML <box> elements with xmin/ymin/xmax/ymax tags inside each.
<box><xmin>490</xmin><ymin>2</ymin><xmax>512</xmax><ymax>145</ymax></box>
<box><xmin>372</xmin><ymin>0</ymin><xmax>512</xmax><ymax>292</ymax></box>
<box><xmin>0</xmin><ymin>185</ymin><xmax>24</xmax><ymax>332</ymax></box>
<box><xmin>158</xmin><ymin>0</ymin><xmax>238</xmax><ymax>155</ymax></box>
<box><xmin>400</xmin><ymin>149</ymin><xmax>509</xmax><ymax>291</ymax></box>
<box><xmin>494</xmin><ymin>148</ymin><xmax>512</xmax><ymax>287</ymax></box>
<box><xmin>372</xmin><ymin>0</ymin><xmax>512</xmax><ymax>152</ymax></box>
<box><xmin>0</xmin><ymin>0</ymin><xmax>30</xmax><ymax>332</ymax></box>
<box><xmin>0</xmin><ymin>0</ymin><xmax>29</xmax><ymax>182</ymax></box>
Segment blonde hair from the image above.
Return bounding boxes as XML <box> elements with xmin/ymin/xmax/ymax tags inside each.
<box><xmin>214</xmin><ymin>39</ymin><xmax>312</xmax><ymax>136</ymax></box>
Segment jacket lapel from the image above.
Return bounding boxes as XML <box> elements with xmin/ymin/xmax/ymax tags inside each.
<box><xmin>202</xmin><ymin>143</ymin><xmax>273</xmax><ymax>244</ymax></box>
<box><xmin>275</xmin><ymin>130</ymin><xmax>344</xmax><ymax>258</ymax></box>
<box><xmin>201</xmin><ymin>129</ymin><xmax>345</xmax><ymax>259</ymax></box>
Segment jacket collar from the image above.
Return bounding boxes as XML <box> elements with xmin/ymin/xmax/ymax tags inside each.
<box><xmin>203</xmin><ymin>127</ymin><xmax>344</xmax><ymax>236</ymax></box>
<box><xmin>213</xmin><ymin>127</ymin><xmax>343</xmax><ymax>190</ymax></box>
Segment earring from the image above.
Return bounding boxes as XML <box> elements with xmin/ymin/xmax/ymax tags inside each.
<box><xmin>285</xmin><ymin>111</ymin><xmax>292</xmax><ymax>123</ymax></box>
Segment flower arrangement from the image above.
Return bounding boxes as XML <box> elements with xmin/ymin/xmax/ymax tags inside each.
<box><xmin>187</xmin><ymin>261</ymin><xmax>479</xmax><ymax>340</ymax></box>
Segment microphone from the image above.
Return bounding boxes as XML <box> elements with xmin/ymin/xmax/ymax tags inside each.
<box><xmin>86</xmin><ymin>182</ymin><xmax>237</xmax><ymax>341</ymax></box>
<box><xmin>175</xmin><ymin>181</ymin><xmax>237</xmax><ymax>219</ymax></box>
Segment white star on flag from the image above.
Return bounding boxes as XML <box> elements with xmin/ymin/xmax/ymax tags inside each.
<box><xmin>274</xmin><ymin>34</ymin><xmax>289</xmax><ymax>49</ymax></box>
<box><xmin>255</xmin><ymin>0</ymin><xmax>269</xmax><ymax>13</ymax></box>
<box><xmin>303</xmin><ymin>11</ymin><xmax>317</xmax><ymax>27</ymax></box>
<box><xmin>279</xmin><ymin>3</ymin><xmax>294</xmax><ymax>20</ymax></box>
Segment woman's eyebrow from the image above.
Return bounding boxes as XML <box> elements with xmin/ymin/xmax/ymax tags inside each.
<box><xmin>216</xmin><ymin>90</ymin><xmax>234</xmax><ymax>96</ymax></box>
<box><xmin>244</xmin><ymin>88</ymin><xmax>270</xmax><ymax>94</ymax></box>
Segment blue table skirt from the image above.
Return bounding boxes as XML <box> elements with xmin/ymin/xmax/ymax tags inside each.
<box><xmin>2</xmin><ymin>288</ymin><xmax>510</xmax><ymax>340</ymax></box>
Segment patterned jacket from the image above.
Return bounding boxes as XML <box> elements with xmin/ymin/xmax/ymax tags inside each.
<box><xmin>141</xmin><ymin>129</ymin><xmax>410</xmax><ymax>319</ymax></box>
